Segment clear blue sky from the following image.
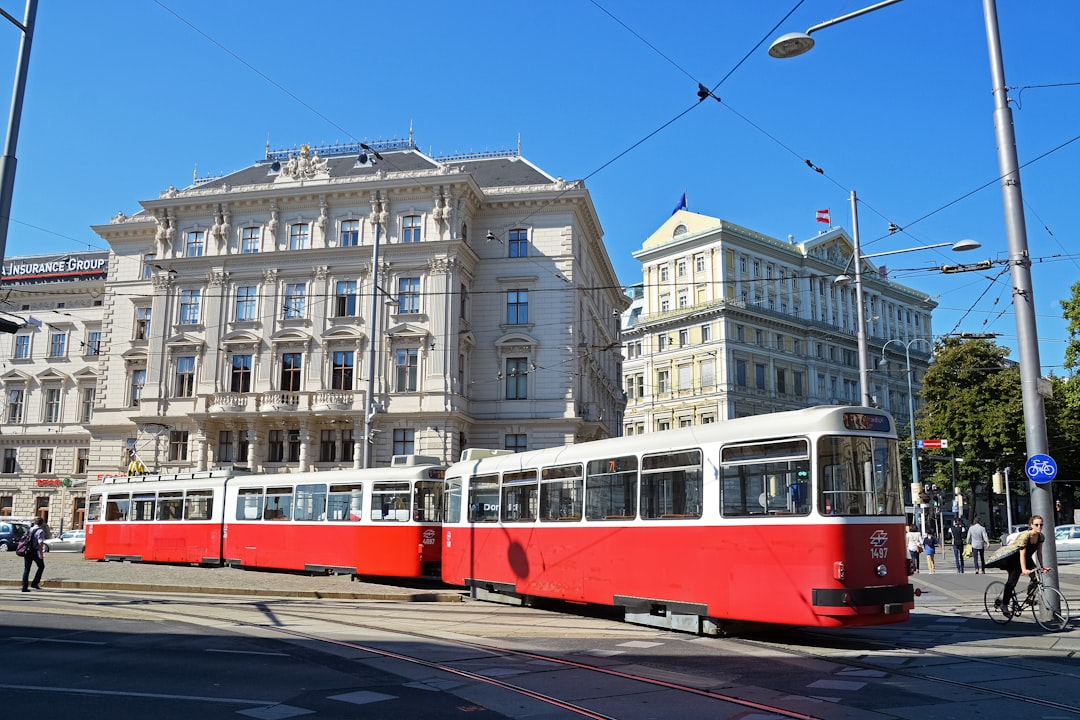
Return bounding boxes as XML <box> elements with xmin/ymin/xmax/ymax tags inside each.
<box><xmin>3</xmin><ymin>1</ymin><xmax>1077</xmax><ymax>372</ymax></box>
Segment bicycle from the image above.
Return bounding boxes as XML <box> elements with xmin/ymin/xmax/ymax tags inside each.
<box><xmin>983</xmin><ymin>569</ymin><xmax>1070</xmax><ymax>632</ymax></box>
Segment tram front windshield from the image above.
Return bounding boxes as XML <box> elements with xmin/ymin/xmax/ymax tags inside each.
<box><xmin>818</xmin><ymin>435</ymin><xmax>902</xmax><ymax>516</ymax></box>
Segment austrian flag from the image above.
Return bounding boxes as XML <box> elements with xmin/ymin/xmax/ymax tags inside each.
<box><xmin>816</xmin><ymin>209</ymin><xmax>831</xmax><ymax>225</ymax></box>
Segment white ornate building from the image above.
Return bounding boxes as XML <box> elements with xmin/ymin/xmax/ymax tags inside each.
<box><xmin>622</xmin><ymin>211</ymin><xmax>935</xmax><ymax>432</ymax></box>
<box><xmin>87</xmin><ymin>140</ymin><xmax>627</xmax><ymax>478</ymax></box>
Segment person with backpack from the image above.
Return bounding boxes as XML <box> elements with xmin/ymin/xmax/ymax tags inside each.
<box><xmin>21</xmin><ymin>517</ymin><xmax>46</xmax><ymax>592</ymax></box>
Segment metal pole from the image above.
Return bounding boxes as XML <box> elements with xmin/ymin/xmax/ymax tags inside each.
<box><xmin>982</xmin><ymin>0</ymin><xmax>1055</xmax><ymax>572</ymax></box>
<box><xmin>1004</xmin><ymin>465</ymin><xmax>1013</xmax><ymax>533</ymax></box>
<box><xmin>0</xmin><ymin>0</ymin><xmax>37</xmax><ymax>269</ymax></box>
<box><xmin>903</xmin><ymin>343</ymin><xmax>925</xmax><ymax>535</ymax></box>
<box><xmin>362</xmin><ymin>221</ymin><xmax>382</xmax><ymax>469</ymax></box>
<box><xmin>850</xmin><ymin>190</ymin><xmax>871</xmax><ymax>406</ymax></box>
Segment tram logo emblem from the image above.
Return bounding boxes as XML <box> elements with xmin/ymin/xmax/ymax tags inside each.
<box><xmin>869</xmin><ymin>529</ymin><xmax>889</xmax><ymax>547</ymax></box>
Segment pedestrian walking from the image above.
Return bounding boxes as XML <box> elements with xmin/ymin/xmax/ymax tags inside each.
<box><xmin>967</xmin><ymin>516</ymin><xmax>990</xmax><ymax>573</ymax></box>
<box><xmin>948</xmin><ymin>517</ymin><xmax>966</xmax><ymax>573</ymax></box>
<box><xmin>906</xmin><ymin>524</ymin><xmax>922</xmax><ymax>573</ymax></box>
<box><xmin>923</xmin><ymin>530</ymin><xmax>939</xmax><ymax>573</ymax></box>
<box><xmin>21</xmin><ymin>517</ymin><xmax>46</xmax><ymax>592</ymax></box>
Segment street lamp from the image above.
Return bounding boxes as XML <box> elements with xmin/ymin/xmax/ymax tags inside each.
<box><xmin>880</xmin><ymin>338</ymin><xmax>932</xmax><ymax>533</ymax></box>
<box><xmin>771</xmin><ymin>0</ymin><xmax>1057</xmax><ymax>585</ymax></box>
<box><xmin>833</xmin><ymin>193</ymin><xmax>979</xmax><ymax>407</ymax></box>
<box><xmin>0</xmin><ymin>0</ymin><xmax>37</xmax><ymax>271</ymax></box>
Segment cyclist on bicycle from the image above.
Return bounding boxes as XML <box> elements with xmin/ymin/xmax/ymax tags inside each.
<box><xmin>999</xmin><ymin>515</ymin><xmax>1049</xmax><ymax>614</ymax></box>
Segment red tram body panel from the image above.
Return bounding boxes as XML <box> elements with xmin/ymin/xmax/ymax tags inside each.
<box><xmin>442</xmin><ymin>406</ymin><xmax>915</xmax><ymax>631</ymax></box>
<box><xmin>85</xmin><ymin>459</ymin><xmax>445</xmax><ymax>578</ymax></box>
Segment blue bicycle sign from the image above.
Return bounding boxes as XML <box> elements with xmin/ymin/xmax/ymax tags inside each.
<box><xmin>1025</xmin><ymin>454</ymin><xmax>1057</xmax><ymax>484</ymax></box>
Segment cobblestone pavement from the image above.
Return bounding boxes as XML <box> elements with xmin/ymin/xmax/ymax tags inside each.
<box><xmin>0</xmin><ymin>552</ymin><xmax>462</xmax><ymax>601</ymax></box>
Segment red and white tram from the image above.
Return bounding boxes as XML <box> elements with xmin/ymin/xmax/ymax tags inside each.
<box><xmin>441</xmin><ymin>406</ymin><xmax>915</xmax><ymax>633</ymax></box>
<box><xmin>85</xmin><ymin>456</ymin><xmax>445</xmax><ymax>578</ymax></box>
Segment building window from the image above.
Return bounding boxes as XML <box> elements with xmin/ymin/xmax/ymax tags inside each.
<box><xmin>657</xmin><ymin>369</ymin><xmax>670</xmax><ymax>394</ymax></box>
<box><xmin>340</xmin><ymin>219</ymin><xmax>359</xmax><ymax>247</ymax></box>
<box><xmin>677</xmin><ymin>260</ymin><xmax>686</xmax><ymax>277</ymax></box>
<box><xmin>342</xmin><ymin>429</ymin><xmax>355</xmax><ymax>463</ymax></box>
<box><xmin>76</xmin><ymin>448</ymin><xmax>90</xmax><ymax>475</ymax></box>
<box><xmin>175</xmin><ymin>356</ymin><xmax>196</xmax><ymax>397</ymax></box>
<box><xmin>38</xmin><ymin>448</ymin><xmax>53</xmax><ymax>474</ymax></box>
<box><xmin>168</xmin><ymin>430</ymin><xmax>190</xmax><ymax>462</ymax></box>
<box><xmin>135</xmin><ymin>306</ymin><xmax>151</xmax><ymax>340</ymax></box>
<box><xmin>14</xmin><ymin>334</ymin><xmax>29</xmax><ymax>358</ymax></box>
<box><xmin>288</xmin><ymin>429</ymin><xmax>301</xmax><ymax>462</ymax></box>
<box><xmin>143</xmin><ymin>253</ymin><xmax>155</xmax><ymax>279</ymax></box>
<box><xmin>508</xmin><ymin>228</ymin><xmax>528</xmax><ymax>257</ymax></box>
<box><xmin>218</xmin><ymin>431</ymin><xmax>235</xmax><ymax>463</ymax></box>
<box><xmin>393</xmin><ymin>428</ymin><xmax>415</xmax><ymax>455</ymax></box>
<box><xmin>736</xmin><ymin>359</ymin><xmax>747</xmax><ymax>387</ymax></box>
<box><xmin>678</xmin><ymin>329</ymin><xmax>689</xmax><ymax>346</ymax></box>
<box><xmin>79</xmin><ymin>386</ymin><xmax>95</xmax><ymax>423</ymax></box>
<box><xmin>179</xmin><ymin>289</ymin><xmax>201</xmax><ymax>325</ymax></box>
<box><xmin>267</xmin><ymin>429</ymin><xmax>284</xmax><ymax>462</ymax></box>
<box><xmin>505</xmin><ymin>357</ymin><xmax>528</xmax><ymax>400</ymax></box>
<box><xmin>289</xmin><ymin>223</ymin><xmax>309</xmax><ymax>250</ymax></box>
<box><xmin>2</xmin><ymin>449</ymin><xmax>16</xmax><ymax>474</ymax></box>
<box><xmin>230</xmin><ymin>354</ymin><xmax>252</xmax><ymax>393</ymax></box>
<box><xmin>241</xmin><ymin>227</ymin><xmax>260</xmax><ymax>253</ymax></box>
<box><xmin>283</xmin><ymin>283</ymin><xmax>306</xmax><ymax>319</ymax></box>
<box><xmin>660</xmin><ymin>265</ymin><xmax>669</xmax><ymax>282</ymax></box>
<box><xmin>320</xmin><ymin>430</ymin><xmax>337</xmax><ymax>462</ymax></box>
<box><xmin>48</xmin><ymin>331</ymin><xmax>67</xmax><ymax>358</ymax></box>
<box><xmin>6</xmin><ymin>387</ymin><xmax>23</xmax><ymax>423</ymax></box>
<box><xmin>700</xmin><ymin>358</ymin><xmax>715</xmax><ymax>389</ymax></box>
<box><xmin>235</xmin><ymin>286</ymin><xmax>257</xmax><ymax>322</ymax></box>
<box><xmin>280</xmin><ymin>353</ymin><xmax>302</xmax><ymax>391</ymax></box>
<box><xmin>396</xmin><ymin>277</ymin><xmax>420</xmax><ymax>314</ymax></box>
<box><xmin>331</xmin><ymin>350</ymin><xmax>354</xmax><ymax>390</ymax></box>
<box><xmin>776</xmin><ymin>368</ymin><xmax>787</xmax><ymax>394</ymax></box>
<box><xmin>185</xmin><ymin>230</ymin><xmax>205</xmax><ymax>257</ymax></box>
<box><xmin>43</xmin><ymin>387</ymin><xmax>61</xmax><ymax>423</ymax></box>
<box><xmin>701</xmin><ymin>324</ymin><xmax>711</xmax><ymax>342</ymax></box>
<box><xmin>395</xmin><ymin>348</ymin><xmax>418</xmax><ymax>392</ymax></box>
<box><xmin>507</xmin><ymin>290</ymin><xmax>528</xmax><ymax>324</ymax></box>
<box><xmin>505</xmin><ymin>434</ymin><xmax>527</xmax><ymax>453</ymax></box>
<box><xmin>130</xmin><ymin>368</ymin><xmax>146</xmax><ymax>407</ymax></box>
<box><xmin>402</xmin><ymin>215</ymin><xmax>421</xmax><ymax>243</ymax></box>
<box><xmin>85</xmin><ymin>330</ymin><xmax>102</xmax><ymax>355</ymax></box>
<box><xmin>334</xmin><ymin>280</ymin><xmax>357</xmax><ymax>316</ymax></box>
<box><xmin>755</xmin><ymin>363</ymin><xmax>766</xmax><ymax>390</ymax></box>
<box><xmin>695</xmin><ymin>255</ymin><xmax>705</xmax><ymax>273</ymax></box>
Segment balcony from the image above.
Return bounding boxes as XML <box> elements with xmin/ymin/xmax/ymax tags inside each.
<box><xmin>259</xmin><ymin>391</ymin><xmax>301</xmax><ymax>411</ymax></box>
<box><xmin>312</xmin><ymin>390</ymin><xmax>354</xmax><ymax>412</ymax></box>
<box><xmin>207</xmin><ymin>392</ymin><xmax>249</xmax><ymax>413</ymax></box>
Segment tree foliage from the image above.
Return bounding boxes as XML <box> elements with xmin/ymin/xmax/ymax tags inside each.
<box><xmin>1061</xmin><ymin>280</ymin><xmax>1080</xmax><ymax>410</ymax></box>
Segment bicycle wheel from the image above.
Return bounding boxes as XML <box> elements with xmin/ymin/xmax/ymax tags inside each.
<box><xmin>984</xmin><ymin>581</ymin><xmax>1012</xmax><ymax>624</ymax></box>
<box><xmin>1032</xmin><ymin>585</ymin><xmax>1070</xmax><ymax>632</ymax></box>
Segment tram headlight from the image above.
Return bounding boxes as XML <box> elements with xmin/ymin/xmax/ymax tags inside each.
<box><xmin>875</xmin><ymin>564</ymin><xmax>888</xmax><ymax>577</ymax></box>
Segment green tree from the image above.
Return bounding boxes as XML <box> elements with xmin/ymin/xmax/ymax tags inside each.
<box><xmin>1061</xmin><ymin>280</ymin><xmax>1080</xmax><ymax>410</ymax></box>
<box><xmin>915</xmin><ymin>337</ymin><xmax>1025</xmax><ymax>495</ymax></box>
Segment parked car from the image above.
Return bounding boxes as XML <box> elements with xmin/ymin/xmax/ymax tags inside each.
<box><xmin>0</xmin><ymin>521</ymin><xmax>29</xmax><ymax>552</ymax></box>
<box><xmin>43</xmin><ymin>529</ymin><xmax>85</xmax><ymax>553</ymax></box>
<box><xmin>1003</xmin><ymin>524</ymin><xmax>1030</xmax><ymax>545</ymax></box>
<box><xmin>1054</xmin><ymin>524</ymin><xmax>1080</xmax><ymax>564</ymax></box>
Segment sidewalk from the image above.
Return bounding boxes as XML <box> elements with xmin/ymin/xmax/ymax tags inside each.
<box><xmin>1</xmin><ymin>552</ymin><xmax>462</xmax><ymax>602</ymax></box>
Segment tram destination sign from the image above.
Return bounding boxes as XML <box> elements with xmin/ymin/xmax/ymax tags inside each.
<box><xmin>917</xmin><ymin>439</ymin><xmax>949</xmax><ymax>449</ymax></box>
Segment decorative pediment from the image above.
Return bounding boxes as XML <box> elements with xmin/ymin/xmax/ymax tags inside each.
<box><xmin>165</xmin><ymin>331</ymin><xmax>206</xmax><ymax>349</ymax></box>
<box><xmin>1</xmin><ymin>368</ymin><xmax>32</xmax><ymax>382</ymax></box>
<box><xmin>270</xmin><ymin>328</ymin><xmax>312</xmax><ymax>349</ymax></box>
<box><xmin>73</xmin><ymin>367</ymin><xmax>99</xmax><ymax>381</ymax></box>
<box><xmin>385</xmin><ymin>322</ymin><xmax>429</xmax><ymax>340</ymax></box>
<box><xmin>121</xmin><ymin>347</ymin><xmax>149</xmax><ymax>362</ymax></box>
<box><xmin>36</xmin><ymin>367</ymin><xmax>70</xmax><ymax>384</ymax></box>
<box><xmin>494</xmin><ymin>331</ymin><xmax>538</xmax><ymax>353</ymax></box>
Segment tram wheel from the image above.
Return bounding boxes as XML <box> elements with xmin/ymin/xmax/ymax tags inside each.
<box><xmin>983</xmin><ymin>581</ymin><xmax>1012</xmax><ymax>625</ymax></box>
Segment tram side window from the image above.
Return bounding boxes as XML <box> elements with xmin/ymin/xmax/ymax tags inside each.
<box><xmin>264</xmin><ymin>487</ymin><xmax>293</xmax><ymax>520</ymax></box>
<box><xmin>157</xmin><ymin>492</ymin><xmax>184</xmax><ymax>521</ymax></box>
<box><xmin>501</xmin><ymin>470</ymin><xmax>538</xmax><ymax>522</ymax></box>
<box><xmin>87</xmin><ymin>496</ymin><xmax>101</xmax><ymax>523</ymax></box>
<box><xmin>106</xmin><ymin>493</ymin><xmax>130</xmax><ymax>521</ymax></box>
<box><xmin>185</xmin><ymin>489</ymin><xmax>213</xmax><ymax>521</ymax></box>
<box><xmin>443</xmin><ymin>477</ymin><xmax>463</xmax><ymax>524</ymax></box>
<box><xmin>818</xmin><ymin>436</ymin><xmax>900</xmax><ymax>516</ymax></box>
<box><xmin>235</xmin><ymin>488</ymin><xmax>264</xmax><ymax>520</ymax></box>
<box><xmin>539</xmin><ymin>464</ymin><xmax>583</xmax><ymax>521</ymax></box>
<box><xmin>720</xmin><ymin>439</ymin><xmax>811</xmax><ymax>517</ymax></box>
<box><xmin>294</xmin><ymin>483</ymin><xmax>328</xmax><ymax>521</ymax></box>
<box><xmin>585</xmin><ymin>456</ymin><xmax>638</xmax><ymax>520</ymax></box>
<box><xmin>642</xmin><ymin>449</ymin><xmax>702</xmax><ymax>520</ymax></box>
<box><xmin>131</xmin><ymin>492</ymin><xmax>155</xmax><ymax>521</ymax></box>
<box><xmin>372</xmin><ymin>482</ymin><xmax>410</xmax><ymax>521</ymax></box>
<box><xmin>468</xmin><ymin>474</ymin><xmax>500</xmax><ymax>522</ymax></box>
<box><xmin>327</xmin><ymin>483</ymin><xmax>362</xmax><ymax>522</ymax></box>
<box><xmin>413</xmin><ymin>481</ymin><xmax>443</xmax><ymax>522</ymax></box>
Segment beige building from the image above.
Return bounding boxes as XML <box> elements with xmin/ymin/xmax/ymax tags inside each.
<box><xmin>622</xmin><ymin>210</ymin><xmax>935</xmax><ymax>433</ymax></box>
<box><xmin>87</xmin><ymin>140</ymin><xmax>627</xmax><ymax>479</ymax></box>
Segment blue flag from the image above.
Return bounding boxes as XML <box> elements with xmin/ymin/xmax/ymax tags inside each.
<box><xmin>672</xmin><ymin>192</ymin><xmax>687</xmax><ymax>215</ymax></box>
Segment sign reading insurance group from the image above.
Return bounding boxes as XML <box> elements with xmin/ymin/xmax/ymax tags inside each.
<box><xmin>2</xmin><ymin>251</ymin><xmax>109</xmax><ymax>285</ymax></box>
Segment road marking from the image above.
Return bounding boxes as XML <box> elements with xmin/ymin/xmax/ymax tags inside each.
<box><xmin>237</xmin><ymin>705</ymin><xmax>313</xmax><ymax>719</ymax></box>
<box><xmin>206</xmin><ymin>648</ymin><xmax>290</xmax><ymax>657</ymax></box>
<box><xmin>9</xmin><ymin>636</ymin><xmax>106</xmax><ymax>646</ymax></box>
<box><xmin>328</xmin><ymin>690</ymin><xmax>397</xmax><ymax>705</ymax></box>
<box><xmin>0</xmin><ymin>683</ymin><xmax>270</xmax><ymax>705</ymax></box>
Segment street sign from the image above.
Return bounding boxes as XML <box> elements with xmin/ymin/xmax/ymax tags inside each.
<box><xmin>917</xmin><ymin>439</ymin><xmax>949</xmax><ymax>449</ymax></box>
<box><xmin>1025</xmin><ymin>454</ymin><xmax>1057</xmax><ymax>484</ymax></box>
